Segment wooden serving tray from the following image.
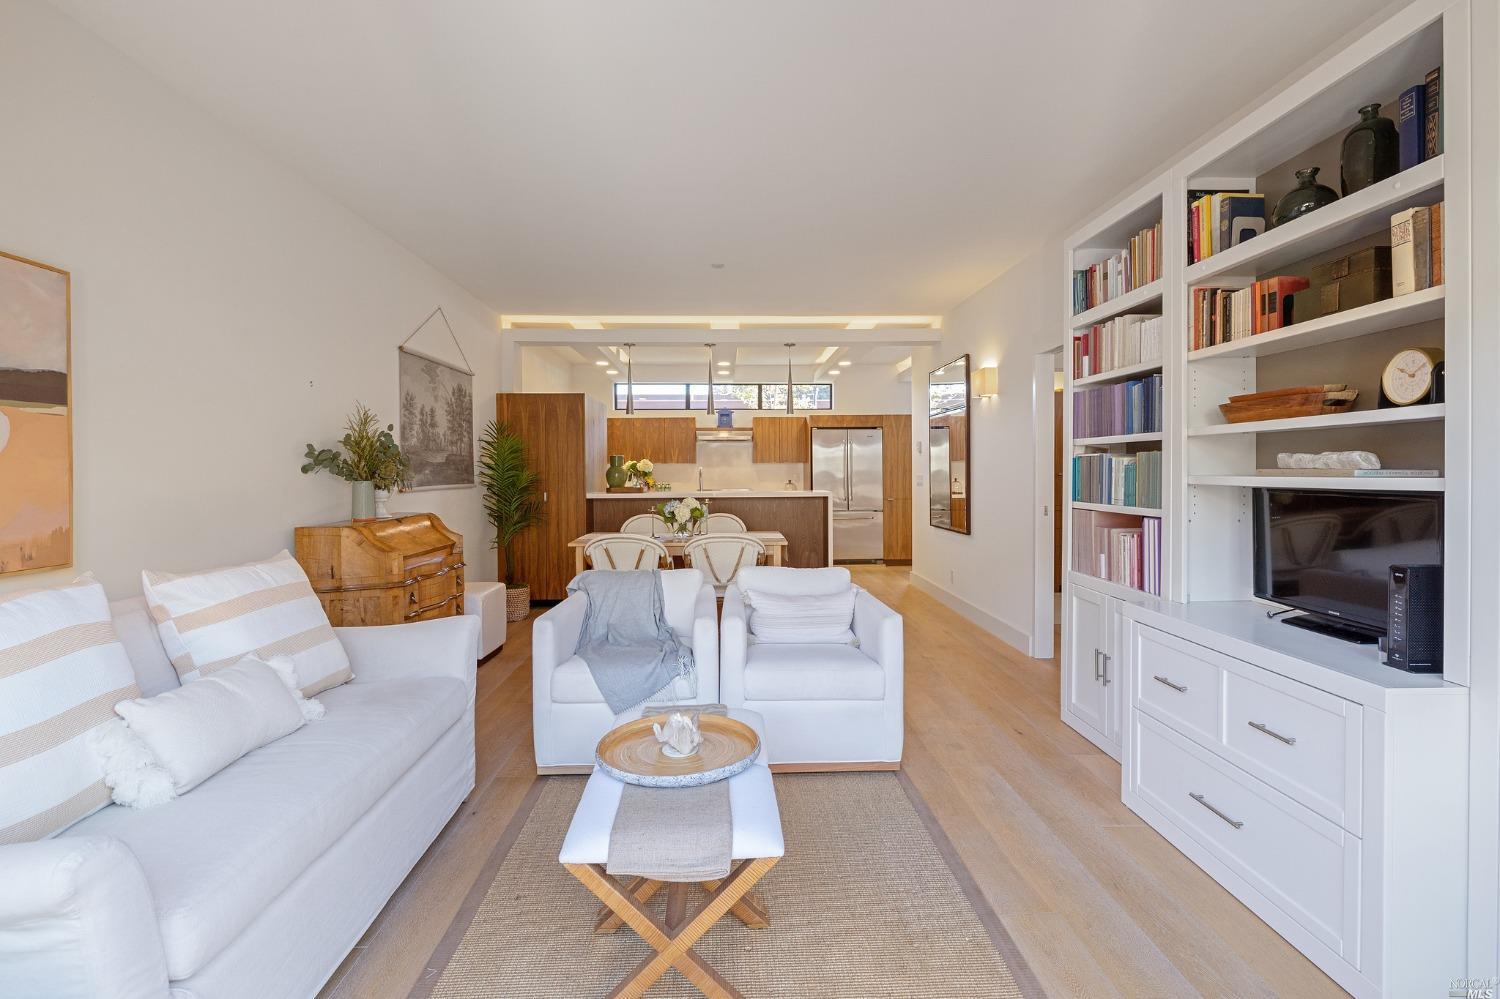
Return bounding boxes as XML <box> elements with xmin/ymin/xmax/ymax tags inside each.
<box><xmin>1219</xmin><ymin>387</ymin><xmax>1357</xmax><ymax>423</ymax></box>
<box><xmin>595</xmin><ymin>713</ymin><xmax>761</xmax><ymax>787</ymax></box>
<box><xmin>605</xmin><ymin>486</ymin><xmax>647</xmax><ymax>493</ymax></box>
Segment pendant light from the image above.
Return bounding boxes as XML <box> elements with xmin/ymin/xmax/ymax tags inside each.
<box><xmin>623</xmin><ymin>342</ymin><xmax>636</xmax><ymax>415</ymax></box>
<box><xmin>784</xmin><ymin>342</ymin><xmax>796</xmax><ymax>414</ymax></box>
<box><xmin>705</xmin><ymin>343</ymin><xmax>716</xmax><ymax>415</ymax></box>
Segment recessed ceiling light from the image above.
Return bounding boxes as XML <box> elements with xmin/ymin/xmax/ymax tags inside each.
<box><xmin>710</xmin><ymin>263</ymin><xmax>725</xmax><ymax>269</ymax></box>
<box><xmin>717</xmin><ymin>360</ymin><xmax>731</xmax><ymax>367</ymax></box>
<box><xmin>595</xmin><ymin>360</ymin><xmax>609</xmax><ymax>366</ymax></box>
<box><xmin>838</xmin><ymin>360</ymin><xmax>852</xmax><ymax>366</ymax></box>
<box><xmin>829</xmin><ymin>370</ymin><xmax>841</xmax><ymax>376</ymax></box>
<box><xmin>605</xmin><ymin>369</ymin><xmax>619</xmax><ymax>375</ymax></box>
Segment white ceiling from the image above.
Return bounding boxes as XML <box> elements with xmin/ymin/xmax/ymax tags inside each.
<box><xmin>51</xmin><ymin>0</ymin><xmax>1389</xmax><ymax>314</ymax></box>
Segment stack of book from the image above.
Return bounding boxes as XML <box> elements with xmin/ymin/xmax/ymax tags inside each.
<box><xmin>1072</xmin><ymin>314</ymin><xmax>1162</xmax><ymax>378</ymax></box>
<box><xmin>1072</xmin><ymin>450</ymin><xmax>1161</xmax><ymax>508</ymax></box>
<box><xmin>1188</xmin><ymin>192</ymin><xmax>1265</xmax><ymax>264</ymax></box>
<box><xmin>1072</xmin><ymin>374</ymin><xmax>1163</xmax><ymax>439</ymax></box>
<box><xmin>1391</xmin><ymin>202</ymin><xmax>1445</xmax><ymax>296</ymax></box>
<box><xmin>1071</xmin><ymin>222</ymin><xmax>1163</xmax><ymax>314</ymax></box>
<box><xmin>1189</xmin><ymin>276</ymin><xmax>1311</xmax><ymax>349</ymax></box>
<box><xmin>1071</xmin><ymin>511</ymin><xmax>1162</xmax><ymax>595</ymax></box>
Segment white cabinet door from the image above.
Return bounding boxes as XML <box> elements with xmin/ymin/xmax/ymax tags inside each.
<box><xmin>1065</xmin><ymin>585</ymin><xmax>1109</xmax><ymax>740</ymax></box>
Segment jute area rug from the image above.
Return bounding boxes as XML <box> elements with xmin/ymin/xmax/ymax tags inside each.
<box><xmin>415</xmin><ymin>771</ymin><xmax>1044</xmax><ymax>998</ymax></box>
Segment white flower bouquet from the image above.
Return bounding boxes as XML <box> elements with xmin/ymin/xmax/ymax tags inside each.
<box><xmin>653</xmin><ymin>495</ymin><xmax>708</xmax><ymax>537</ymax></box>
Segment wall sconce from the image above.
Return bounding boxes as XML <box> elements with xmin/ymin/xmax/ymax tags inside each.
<box><xmin>973</xmin><ymin>366</ymin><xmax>998</xmax><ymax>398</ymax></box>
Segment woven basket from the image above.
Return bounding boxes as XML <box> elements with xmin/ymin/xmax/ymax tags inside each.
<box><xmin>505</xmin><ymin>585</ymin><xmax>531</xmax><ymax>622</ymax></box>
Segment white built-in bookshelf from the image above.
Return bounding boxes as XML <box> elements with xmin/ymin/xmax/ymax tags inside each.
<box><xmin>1059</xmin><ymin>2</ymin><xmax>1478</xmax><ymax>993</ymax></box>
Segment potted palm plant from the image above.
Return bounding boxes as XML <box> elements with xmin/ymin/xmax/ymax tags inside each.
<box><xmin>302</xmin><ymin>403</ymin><xmax>409</xmax><ymax>520</ymax></box>
<box><xmin>478</xmin><ymin>419</ymin><xmax>544</xmax><ymax>621</ymax></box>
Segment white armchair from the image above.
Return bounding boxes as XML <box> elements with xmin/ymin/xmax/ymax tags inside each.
<box><xmin>532</xmin><ymin>569</ymin><xmax>718</xmax><ymax>772</ymax></box>
<box><xmin>721</xmin><ymin>571</ymin><xmax>903</xmax><ymax>770</ymax></box>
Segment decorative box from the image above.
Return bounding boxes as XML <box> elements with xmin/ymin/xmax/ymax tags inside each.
<box><xmin>1305</xmin><ymin>246</ymin><xmax>1392</xmax><ymax>321</ymax></box>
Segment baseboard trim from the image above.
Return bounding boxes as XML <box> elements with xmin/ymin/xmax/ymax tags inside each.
<box><xmin>909</xmin><ymin>572</ymin><xmax>1033</xmax><ymax>656</ymax></box>
<box><xmin>769</xmin><ymin>761</ymin><xmax>901</xmax><ymax>773</ymax></box>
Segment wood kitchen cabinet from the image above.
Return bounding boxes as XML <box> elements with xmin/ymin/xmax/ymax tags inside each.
<box><xmin>606</xmin><ymin>417</ymin><xmax>696</xmax><ymax>463</ymax></box>
<box><xmin>751</xmin><ymin>417</ymin><xmax>809</xmax><ymax>463</ymax></box>
<box><xmin>497</xmin><ymin>393</ymin><xmax>606</xmax><ymax>601</ymax></box>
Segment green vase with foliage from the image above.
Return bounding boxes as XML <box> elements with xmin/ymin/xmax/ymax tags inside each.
<box><xmin>301</xmin><ymin>402</ymin><xmax>409</xmax><ymax>520</ymax></box>
<box><xmin>478</xmin><ymin>420</ymin><xmax>544</xmax><ymax>619</ymax></box>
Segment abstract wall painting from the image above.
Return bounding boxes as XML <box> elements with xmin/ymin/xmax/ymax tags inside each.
<box><xmin>0</xmin><ymin>251</ymin><xmax>72</xmax><ymax>576</ymax></box>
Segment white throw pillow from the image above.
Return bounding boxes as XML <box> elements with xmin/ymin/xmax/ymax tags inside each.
<box><xmin>110</xmin><ymin>657</ymin><xmax>309</xmax><ymax>794</ymax></box>
<box><xmin>0</xmin><ymin>575</ymin><xmax>142</xmax><ymax>843</ymax></box>
<box><xmin>743</xmin><ymin>587</ymin><xmax>858</xmax><ymax>645</ymax></box>
<box><xmin>142</xmin><ymin>550</ymin><xmax>353</xmax><ymax>696</ymax></box>
<box><xmin>736</xmin><ymin>565</ymin><xmax>852</xmax><ymax>597</ymax></box>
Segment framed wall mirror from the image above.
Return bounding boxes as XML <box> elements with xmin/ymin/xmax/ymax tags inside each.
<box><xmin>928</xmin><ymin>354</ymin><xmax>970</xmax><ymax>534</ymax></box>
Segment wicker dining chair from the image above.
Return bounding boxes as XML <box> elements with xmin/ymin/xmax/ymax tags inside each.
<box><xmin>584</xmin><ymin>534</ymin><xmax>671</xmax><ymax>570</ymax></box>
<box><xmin>682</xmin><ymin>533</ymin><xmax>765</xmax><ymax>592</ymax></box>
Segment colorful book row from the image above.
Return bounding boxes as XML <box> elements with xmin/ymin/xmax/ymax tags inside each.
<box><xmin>1072</xmin><ymin>222</ymin><xmax>1163</xmax><ymax>314</ymax></box>
<box><xmin>1072</xmin><ymin>314</ymin><xmax>1162</xmax><ymax>379</ymax></box>
<box><xmin>1189</xmin><ymin>191</ymin><xmax>1264</xmax><ymax>265</ymax></box>
<box><xmin>1072</xmin><ymin>451</ymin><xmax>1161</xmax><ymax>509</ymax></box>
<box><xmin>1189</xmin><ymin>277</ymin><xmax>1310</xmax><ymax>351</ymax></box>
<box><xmin>1072</xmin><ymin>375</ymin><xmax>1163</xmax><ymax>440</ymax></box>
<box><xmin>1071</xmin><ymin>510</ymin><xmax>1162</xmax><ymax>596</ymax></box>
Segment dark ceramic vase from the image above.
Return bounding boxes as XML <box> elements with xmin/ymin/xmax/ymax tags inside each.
<box><xmin>1340</xmin><ymin>103</ymin><xmax>1399</xmax><ymax>195</ymax></box>
<box><xmin>1272</xmin><ymin>167</ymin><xmax>1339</xmax><ymax>227</ymax></box>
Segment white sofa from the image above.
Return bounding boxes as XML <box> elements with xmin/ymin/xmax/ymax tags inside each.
<box><xmin>0</xmin><ymin>596</ymin><xmax>479</xmax><ymax>999</ymax></box>
<box><xmin>720</xmin><ymin>571</ymin><xmax>903</xmax><ymax>769</ymax></box>
<box><xmin>531</xmin><ymin>569</ymin><xmax>718</xmax><ymax>772</ymax></box>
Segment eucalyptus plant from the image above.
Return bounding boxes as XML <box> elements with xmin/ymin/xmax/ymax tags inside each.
<box><xmin>302</xmin><ymin>402</ymin><xmax>410</xmax><ymax>490</ymax></box>
<box><xmin>477</xmin><ymin>419</ymin><xmax>543</xmax><ymax>586</ymax></box>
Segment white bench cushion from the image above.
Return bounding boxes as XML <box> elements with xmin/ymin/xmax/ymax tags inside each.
<box><xmin>62</xmin><ymin>675</ymin><xmax>466</xmax><ymax>979</ymax></box>
<box><xmin>558</xmin><ymin>708</ymin><xmax>783</xmax><ymax>864</ymax></box>
<box><xmin>742</xmin><ymin>644</ymin><xmax>884</xmax><ymax>701</ymax></box>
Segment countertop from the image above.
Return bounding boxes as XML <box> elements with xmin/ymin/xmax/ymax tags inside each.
<box><xmin>586</xmin><ymin>490</ymin><xmax>830</xmax><ymax>499</ymax></box>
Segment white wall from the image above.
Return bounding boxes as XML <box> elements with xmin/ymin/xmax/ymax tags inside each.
<box><xmin>910</xmin><ymin>247</ymin><xmax>1061</xmax><ymax>654</ymax></box>
<box><xmin>0</xmin><ymin>1</ymin><xmax>502</xmax><ymax>596</ymax></box>
<box><xmin>518</xmin><ymin>346</ymin><xmax>574</xmax><ymax>393</ymax></box>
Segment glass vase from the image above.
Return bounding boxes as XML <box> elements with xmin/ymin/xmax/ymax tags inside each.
<box><xmin>1340</xmin><ymin>103</ymin><xmax>1399</xmax><ymax>195</ymax></box>
<box><xmin>1272</xmin><ymin>167</ymin><xmax>1339</xmax><ymax>227</ymax></box>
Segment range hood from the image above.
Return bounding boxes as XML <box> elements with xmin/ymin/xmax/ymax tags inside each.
<box><xmin>696</xmin><ymin>428</ymin><xmax>752</xmax><ymax>442</ymax></box>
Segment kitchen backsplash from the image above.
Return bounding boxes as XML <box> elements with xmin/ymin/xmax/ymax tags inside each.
<box><xmin>649</xmin><ymin>440</ymin><xmax>805</xmax><ymax>491</ymax></box>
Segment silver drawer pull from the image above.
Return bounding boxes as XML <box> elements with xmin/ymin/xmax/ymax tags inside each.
<box><xmin>1189</xmin><ymin>792</ymin><xmax>1244</xmax><ymax>829</ymax></box>
<box><xmin>1248</xmin><ymin>720</ymin><xmax>1297</xmax><ymax>746</ymax></box>
<box><xmin>1152</xmin><ymin>674</ymin><xmax>1187</xmax><ymax>693</ymax></box>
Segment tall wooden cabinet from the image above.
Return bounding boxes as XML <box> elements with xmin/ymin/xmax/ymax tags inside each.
<box><xmin>496</xmin><ymin>393</ymin><xmax>607</xmax><ymax>601</ymax></box>
<box><xmin>805</xmin><ymin>413</ymin><xmax>913</xmax><ymax>564</ymax></box>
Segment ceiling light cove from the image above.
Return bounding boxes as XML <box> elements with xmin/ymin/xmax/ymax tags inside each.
<box><xmin>501</xmin><ymin>315</ymin><xmax>942</xmax><ymax>331</ymax></box>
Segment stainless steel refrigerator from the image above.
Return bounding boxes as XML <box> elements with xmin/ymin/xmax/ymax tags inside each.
<box><xmin>812</xmin><ymin>427</ymin><xmax>884</xmax><ymax>562</ymax></box>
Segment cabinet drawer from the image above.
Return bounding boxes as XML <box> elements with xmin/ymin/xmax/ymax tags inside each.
<box><xmin>1132</xmin><ymin>713</ymin><xmax>1361</xmax><ymax>961</ymax></box>
<box><xmin>1132</xmin><ymin>626</ymin><xmax>1222</xmax><ymax>747</ymax></box>
<box><xmin>1221</xmin><ymin>669</ymin><xmax>1361</xmax><ymax>834</ymax></box>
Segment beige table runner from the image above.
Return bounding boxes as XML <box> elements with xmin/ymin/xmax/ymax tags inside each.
<box><xmin>606</xmin><ymin>705</ymin><xmax>733</xmax><ymax>882</ymax></box>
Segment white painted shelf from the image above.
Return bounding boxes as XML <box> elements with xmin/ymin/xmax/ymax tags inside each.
<box><xmin>1072</xmin><ymin>431</ymin><xmax>1164</xmax><ymax>446</ymax></box>
<box><xmin>1073</xmin><ymin>359</ymin><xmax>1164</xmax><ymax>387</ymax></box>
<box><xmin>1069</xmin><ymin>280</ymin><xmax>1164</xmax><ymax>330</ymax></box>
<box><xmin>1071</xmin><ymin>501</ymin><xmax>1163</xmax><ymax>516</ymax></box>
<box><xmin>1184</xmin><ymin>157</ymin><xmax>1444</xmax><ymax>284</ymax></box>
<box><xmin>1188</xmin><ymin>474</ymin><xmax>1445</xmax><ymax>492</ymax></box>
<box><xmin>1066</xmin><ymin>570</ymin><xmax>1164</xmax><ymax>605</ymax></box>
<box><xmin>1189</xmin><ymin>403</ymin><xmax>1445</xmax><ymax>437</ymax></box>
<box><xmin>1187</xmin><ymin>286</ymin><xmax>1446</xmax><ymax>361</ymax></box>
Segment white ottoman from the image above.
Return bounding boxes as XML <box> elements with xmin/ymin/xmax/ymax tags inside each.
<box><xmin>464</xmin><ymin>581</ymin><xmax>507</xmax><ymax>660</ymax></box>
<box><xmin>559</xmin><ymin>708</ymin><xmax>783</xmax><ymax>997</ymax></box>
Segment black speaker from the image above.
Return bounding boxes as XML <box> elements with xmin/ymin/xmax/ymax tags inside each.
<box><xmin>1386</xmin><ymin>564</ymin><xmax>1442</xmax><ymax>672</ymax></box>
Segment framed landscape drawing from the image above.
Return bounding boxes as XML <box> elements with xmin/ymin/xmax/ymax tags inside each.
<box><xmin>398</xmin><ymin>347</ymin><xmax>474</xmax><ymax>490</ymax></box>
<box><xmin>0</xmin><ymin>251</ymin><xmax>72</xmax><ymax>576</ymax></box>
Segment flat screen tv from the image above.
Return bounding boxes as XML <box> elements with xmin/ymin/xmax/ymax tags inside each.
<box><xmin>1252</xmin><ymin>488</ymin><xmax>1442</xmax><ymax>640</ymax></box>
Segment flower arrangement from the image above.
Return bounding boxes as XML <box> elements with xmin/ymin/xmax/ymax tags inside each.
<box><xmin>624</xmin><ymin>458</ymin><xmax>655</xmax><ymax>489</ymax></box>
<box><xmin>653</xmin><ymin>496</ymin><xmax>708</xmax><ymax>537</ymax></box>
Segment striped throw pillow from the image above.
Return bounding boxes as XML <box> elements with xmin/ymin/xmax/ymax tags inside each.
<box><xmin>141</xmin><ymin>551</ymin><xmax>352</xmax><ymax>697</ymax></box>
<box><xmin>0</xmin><ymin>576</ymin><xmax>141</xmax><ymax>844</ymax></box>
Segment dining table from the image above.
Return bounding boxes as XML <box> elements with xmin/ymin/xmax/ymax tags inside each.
<box><xmin>569</xmin><ymin>531</ymin><xmax>788</xmax><ymax>575</ymax></box>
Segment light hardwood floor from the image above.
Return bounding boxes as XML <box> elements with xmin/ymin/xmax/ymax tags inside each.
<box><xmin>321</xmin><ymin>565</ymin><xmax>1347</xmax><ymax>998</ymax></box>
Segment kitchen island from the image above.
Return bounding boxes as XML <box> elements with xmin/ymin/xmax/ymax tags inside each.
<box><xmin>585</xmin><ymin>490</ymin><xmax>832</xmax><ymax>567</ymax></box>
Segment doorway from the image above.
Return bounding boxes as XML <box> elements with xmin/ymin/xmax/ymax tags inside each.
<box><xmin>1030</xmin><ymin>348</ymin><xmax>1065</xmax><ymax>659</ymax></box>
